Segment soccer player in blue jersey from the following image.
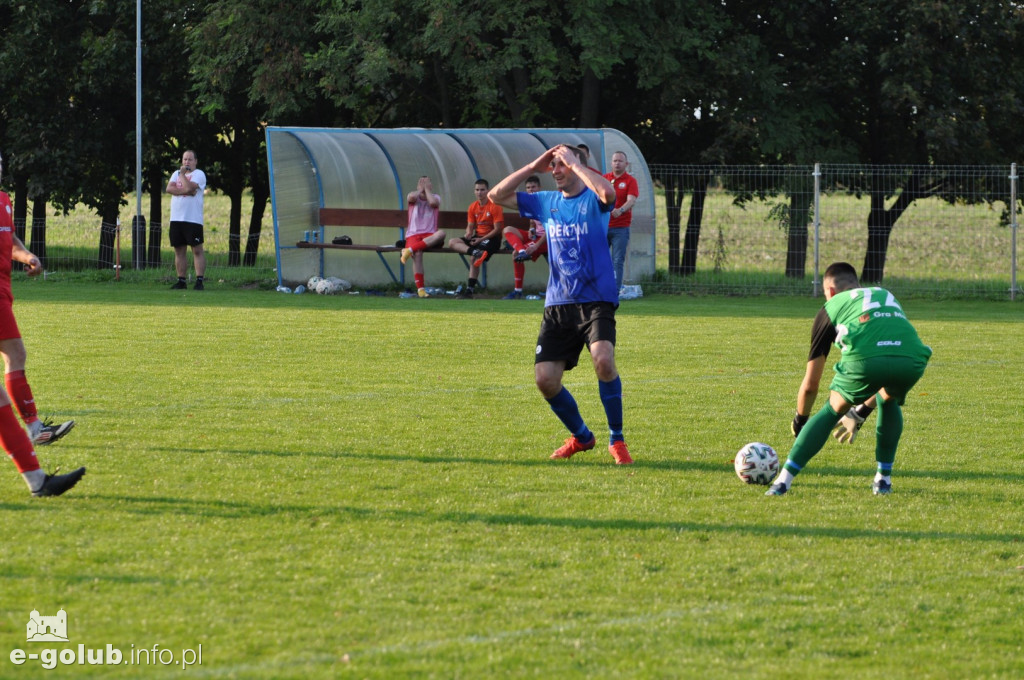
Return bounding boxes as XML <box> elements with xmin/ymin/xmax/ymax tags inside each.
<box><xmin>489</xmin><ymin>145</ymin><xmax>632</xmax><ymax>464</ymax></box>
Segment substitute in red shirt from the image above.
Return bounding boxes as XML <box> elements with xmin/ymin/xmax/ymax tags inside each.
<box><xmin>603</xmin><ymin>151</ymin><xmax>639</xmax><ymax>288</ymax></box>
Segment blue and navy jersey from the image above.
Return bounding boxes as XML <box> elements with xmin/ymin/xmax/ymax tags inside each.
<box><xmin>517</xmin><ymin>188</ymin><xmax>617</xmax><ymax>306</ymax></box>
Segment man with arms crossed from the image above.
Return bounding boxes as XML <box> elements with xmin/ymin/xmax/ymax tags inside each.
<box><xmin>767</xmin><ymin>262</ymin><xmax>931</xmax><ymax>496</ymax></box>
<box><xmin>489</xmin><ymin>145</ymin><xmax>632</xmax><ymax>464</ymax></box>
<box><xmin>166</xmin><ymin>150</ymin><xmax>207</xmax><ymax>290</ymax></box>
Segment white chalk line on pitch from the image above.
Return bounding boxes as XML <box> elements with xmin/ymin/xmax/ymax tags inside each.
<box><xmin>182</xmin><ymin>604</ymin><xmax>726</xmax><ymax>677</ymax></box>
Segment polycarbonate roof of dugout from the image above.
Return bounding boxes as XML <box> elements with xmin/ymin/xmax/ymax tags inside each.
<box><xmin>265</xmin><ymin>127</ymin><xmax>655</xmax><ymax>287</ymax></box>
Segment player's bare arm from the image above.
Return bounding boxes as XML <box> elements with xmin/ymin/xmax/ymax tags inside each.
<box><xmin>11</xmin><ymin>236</ymin><xmax>42</xmax><ymax>276</ymax></box>
<box><xmin>796</xmin><ymin>355</ymin><xmax>826</xmax><ymax>416</ymax></box>
<box><xmin>489</xmin><ymin>148</ymin><xmax>557</xmax><ymax>209</ymax></box>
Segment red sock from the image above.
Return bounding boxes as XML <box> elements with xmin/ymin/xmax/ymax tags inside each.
<box><xmin>5</xmin><ymin>370</ymin><xmax>38</xmax><ymax>424</ymax></box>
<box><xmin>514</xmin><ymin>261</ymin><xmax>525</xmax><ymax>289</ymax></box>
<box><xmin>411</xmin><ymin>240</ymin><xmax>428</xmax><ymax>252</ymax></box>
<box><xmin>505</xmin><ymin>231</ymin><xmax>525</xmax><ymax>252</ymax></box>
<box><xmin>414</xmin><ymin>273</ymin><xmax>425</xmax><ymax>289</ymax></box>
<box><xmin>0</xmin><ymin>404</ymin><xmax>38</xmax><ymax>473</ymax></box>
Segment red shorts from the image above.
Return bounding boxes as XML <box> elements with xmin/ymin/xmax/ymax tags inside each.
<box><xmin>508</xmin><ymin>228</ymin><xmax>548</xmax><ymax>260</ymax></box>
<box><xmin>405</xmin><ymin>233</ymin><xmax>434</xmax><ymax>251</ymax></box>
<box><xmin>0</xmin><ymin>301</ymin><xmax>21</xmax><ymax>341</ymax></box>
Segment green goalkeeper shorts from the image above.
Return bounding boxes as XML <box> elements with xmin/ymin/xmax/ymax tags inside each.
<box><xmin>830</xmin><ymin>355</ymin><xmax>929</xmax><ymax>406</ymax></box>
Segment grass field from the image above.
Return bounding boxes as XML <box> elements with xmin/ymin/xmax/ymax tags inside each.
<box><xmin>1</xmin><ymin>281</ymin><xmax>1022</xmax><ymax>678</ymax></box>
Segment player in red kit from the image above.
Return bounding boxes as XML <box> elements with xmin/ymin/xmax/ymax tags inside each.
<box><xmin>501</xmin><ymin>175</ymin><xmax>548</xmax><ymax>299</ymax></box>
<box><xmin>0</xmin><ymin>151</ymin><xmax>83</xmax><ymax>497</ymax></box>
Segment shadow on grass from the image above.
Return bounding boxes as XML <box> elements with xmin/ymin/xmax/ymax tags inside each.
<box><xmin>72</xmin><ymin>492</ymin><xmax>1024</xmax><ymax>545</ymax></box>
<box><xmin>144</xmin><ymin>445</ymin><xmax>732</xmax><ymax>473</ymax></box>
<box><xmin>133</xmin><ymin>446</ymin><xmax>1024</xmax><ymax>483</ymax></box>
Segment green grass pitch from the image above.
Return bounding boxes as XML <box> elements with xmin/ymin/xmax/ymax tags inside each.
<box><xmin>1</xmin><ymin>282</ymin><xmax>1022</xmax><ymax>678</ymax></box>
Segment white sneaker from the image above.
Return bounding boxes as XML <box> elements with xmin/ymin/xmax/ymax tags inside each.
<box><xmin>31</xmin><ymin>419</ymin><xmax>76</xmax><ymax>446</ymax></box>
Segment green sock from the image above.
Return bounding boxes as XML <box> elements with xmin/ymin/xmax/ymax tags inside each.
<box><xmin>785</xmin><ymin>403</ymin><xmax>842</xmax><ymax>472</ymax></box>
<box><xmin>875</xmin><ymin>398</ymin><xmax>903</xmax><ymax>467</ymax></box>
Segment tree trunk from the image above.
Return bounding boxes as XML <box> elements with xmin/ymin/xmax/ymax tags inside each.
<box><xmin>228</xmin><ymin>187</ymin><xmax>243</xmax><ymax>266</ymax></box>
<box><xmin>243</xmin><ymin>183</ymin><xmax>269</xmax><ymax>267</ymax></box>
<box><xmin>861</xmin><ymin>171</ymin><xmax>922</xmax><ymax>283</ymax></box>
<box><xmin>30</xmin><ymin>197</ymin><xmax>47</xmax><ymax>267</ymax></box>
<box><xmin>12</xmin><ymin>175</ymin><xmax>28</xmax><ymax>246</ymax></box>
<box><xmin>681</xmin><ymin>171</ymin><xmax>708</xmax><ymax>276</ymax></box>
<box><xmin>579</xmin><ymin>67</ymin><xmax>600</xmax><ymax>128</ymax></box>
<box><xmin>862</xmin><ymin>192</ymin><xmax>894</xmax><ymax>284</ymax></box>
<box><xmin>664</xmin><ymin>174</ymin><xmax>683</xmax><ymax>275</ymax></box>
<box><xmin>148</xmin><ymin>176</ymin><xmax>163</xmax><ymax>267</ymax></box>
<box><xmin>785</xmin><ymin>190</ymin><xmax>811</xmax><ymax>278</ymax></box>
<box><xmin>97</xmin><ymin>208</ymin><xmax>119</xmax><ymax>270</ymax></box>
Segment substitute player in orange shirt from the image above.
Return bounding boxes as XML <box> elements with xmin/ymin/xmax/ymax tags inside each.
<box><xmin>0</xmin><ymin>151</ymin><xmax>84</xmax><ymax>497</ymax></box>
<box><xmin>448</xmin><ymin>179</ymin><xmax>504</xmax><ymax>298</ymax></box>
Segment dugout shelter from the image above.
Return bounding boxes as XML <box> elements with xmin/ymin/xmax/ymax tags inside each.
<box><xmin>265</xmin><ymin>127</ymin><xmax>655</xmax><ymax>289</ymax></box>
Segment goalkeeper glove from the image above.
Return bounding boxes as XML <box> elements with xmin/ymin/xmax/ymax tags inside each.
<box><xmin>832</xmin><ymin>404</ymin><xmax>875</xmax><ymax>444</ymax></box>
<box><xmin>791</xmin><ymin>413</ymin><xmax>809</xmax><ymax>437</ymax></box>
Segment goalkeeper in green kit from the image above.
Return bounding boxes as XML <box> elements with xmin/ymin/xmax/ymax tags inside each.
<box><xmin>766</xmin><ymin>262</ymin><xmax>932</xmax><ymax>496</ymax></box>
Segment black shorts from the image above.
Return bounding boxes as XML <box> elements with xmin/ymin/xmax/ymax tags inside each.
<box><xmin>169</xmin><ymin>221</ymin><xmax>205</xmax><ymax>247</ymax></box>
<box><xmin>458</xmin><ymin>236</ymin><xmax>502</xmax><ymax>254</ymax></box>
<box><xmin>535</xmin><ymin>302</ymin><xmax>617</xmax><ymax>372</ymax></box>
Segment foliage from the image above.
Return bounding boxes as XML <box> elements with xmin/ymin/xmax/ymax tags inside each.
<box><xmin>1</xmin><ymin>0</ymin><xmax>1022</xmax><ymax>261</ymax></box>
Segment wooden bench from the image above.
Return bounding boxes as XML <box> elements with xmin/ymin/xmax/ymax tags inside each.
<box><xmin>296</xmin><ymin>207</ymin><xmax>534</xmax><ymax>284</ymax></box>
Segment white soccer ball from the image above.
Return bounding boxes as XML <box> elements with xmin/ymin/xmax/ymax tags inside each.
<box><xmin>734</xmin><ymin>442</ymin><xmax>780</xmax><ymax>485</ymax></box>
<box><xmin>307</xmin><ymin>276</ymin><xmax>324</xmax><ymax>289</ymax></box>
<box><xmin>315</xmin><ymin>278</ymin><xmax>338</xmax><ymax>295</ymax></box>
<box><xmin>326</xmin><ymin>276</ymin><xmax>351</xmax><ymax>291</ymax></box>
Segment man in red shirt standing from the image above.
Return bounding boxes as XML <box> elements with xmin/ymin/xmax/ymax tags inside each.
<box><xmin>603</xmin><ymin>151</ymin><xmax>639</xmax><ymax>291</ymax></box>
<box><xmin>448</xmin><ymin>179</ymin><xmax>505</xmax><ymax>298</ymax></box>
<box><xmin>0</xmin><ymin>151</ymin><xmax>84</xmax><ymax>497</ymax></box>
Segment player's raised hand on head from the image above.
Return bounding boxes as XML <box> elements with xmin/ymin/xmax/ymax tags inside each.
<box><xmin>529</xmin><ymin>147</ymin><xmax>558</xmax><ymax>173</ymax></box>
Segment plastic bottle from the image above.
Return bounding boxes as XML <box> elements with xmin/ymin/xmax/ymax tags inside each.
<box><xmin>276</xmin><ymin>285</ymin><xmax>292</xmax><ymax>293</ymax></box>
<box><xmin>293</xmin><ymin>285</ymin><xmax>306</xmax><ymax>294</ymax></box>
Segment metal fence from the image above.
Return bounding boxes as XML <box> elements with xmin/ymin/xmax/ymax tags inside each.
<box><xmin>648</xmin><ymin>163</ymin><xmax>1021</xmax><ymax>299</ymax></box>
<box><xmin>10</xmin><ymin>163</ymin><xmax>1022</xmax><ymax>298</ymax></box>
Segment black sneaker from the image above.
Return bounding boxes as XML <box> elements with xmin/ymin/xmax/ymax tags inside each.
<box><xmin>765</xmin><ymin>481</ymin><xmax>789</xmax><ymax>496</ymax></box>
<box><xmin>872</xmin><ymin>479</ymin><xmax>892</xmax><ymax>495</ymax></box>
<box><xmin>456</xmin><ymin>288</ymin><xmax>474</xmax><ymax>299</ymax></box>
<box><xmin>170</xmin><ymin>280</ymin><xmax>187</xmax><ymax>290</ymax></box>
<box><xmin>194</xmin><ymin>280</ymin><xmax>205</xmax><ymax>291</ymax></box>
<box><xmin>32</xmin><ymin>419</ymin><xmax>75</xmax><ymax>446</ymax></box>
<box><xmin>31</xmin><ymin>467</ymin><xmax>86</xmax><ymax>497</ymax></box>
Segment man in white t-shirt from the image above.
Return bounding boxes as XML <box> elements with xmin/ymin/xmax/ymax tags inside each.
<box><xmin>165</xmin><ymin>150</ymin><xmax>207</xmax><ymax>290</ymax></box>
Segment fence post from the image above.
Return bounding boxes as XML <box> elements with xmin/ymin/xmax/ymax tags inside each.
<box><xmin>1011</xmin><ymin>163</ymin><xmax>1019</xmax><ymax>301</ymax></box>
<box><xmin>812</xmin><ymin>163</ymin><xmax>822</xmax><ymax>297</ymax></box>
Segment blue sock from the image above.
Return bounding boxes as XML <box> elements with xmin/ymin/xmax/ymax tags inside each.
<box><xmin>546</xmin><ymin>387</ymin><xmax>592</xmax><ymax>442</ymax></box>
<box><xmin>598</xmin><ymin>376</ymin><xmax>624</xmax><ymax>444</ymax></box>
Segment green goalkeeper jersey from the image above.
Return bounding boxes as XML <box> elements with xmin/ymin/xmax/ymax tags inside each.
<box><xmin>820</xmin><ymin>287</ymin><xmax>932</xmax><ymax>363</ymax></box>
